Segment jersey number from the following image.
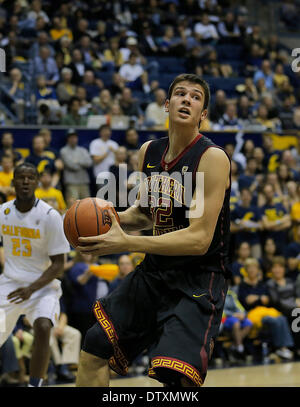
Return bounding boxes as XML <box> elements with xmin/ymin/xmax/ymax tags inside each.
<box><xmin>11</xmin><ymin>238</ymin><xmax>32</xmax><ymax>257</ymax></box>
<box><xmin>149</xmin><ymin>196</ymin><xmax>174</xmax><ymax>227</ymax></box>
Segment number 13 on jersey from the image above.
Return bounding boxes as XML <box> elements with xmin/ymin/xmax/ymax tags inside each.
<box><xmin>11</xmin><ymin>238</ymin><xmax>32</xmax><ymax>257</ymax></box>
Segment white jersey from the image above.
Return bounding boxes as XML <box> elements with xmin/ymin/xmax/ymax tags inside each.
<box><xmin>0</xmin><ymin>198</ymin><xmax>70</xmax><ymax>284</ymax></box>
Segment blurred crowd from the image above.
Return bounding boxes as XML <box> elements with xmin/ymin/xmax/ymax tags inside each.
<box><xmin>0</xmin><ymin>0</ymin><xmax>300</xmax><ymax>131</ymax></box>
<box><xmin>0</xmin><ymin>0</ymin><xmax>300</xmax><ymax>386</ymax></box>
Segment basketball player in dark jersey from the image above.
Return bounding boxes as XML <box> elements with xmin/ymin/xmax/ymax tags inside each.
<box><xmin>75</xmin><ymin>74</ymin><xmax>231</xmax><ymax>387</ymax></box>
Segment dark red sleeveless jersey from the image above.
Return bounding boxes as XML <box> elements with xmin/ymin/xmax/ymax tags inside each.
<box><xmin>140</xmin><ymin>133</ymin><xmax>231</xmax><ymax>277</ymax></box>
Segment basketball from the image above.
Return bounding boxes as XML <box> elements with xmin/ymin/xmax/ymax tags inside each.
<box><xmin>63</xmin><ymin>198</ymin><xmax>120</xmax><ymax>248</ymax></box>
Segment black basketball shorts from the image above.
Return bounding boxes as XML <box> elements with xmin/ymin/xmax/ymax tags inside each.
<box><xmin>83</xmin><ymin>263</ymin><xmax>228</xmax><ymax>387</ymax></box>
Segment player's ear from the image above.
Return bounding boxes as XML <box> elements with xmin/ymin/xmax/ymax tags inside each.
<box><xmin>200</xmin><ymin>108</ymin><xmax>208</xmax><ymax>121</ymax></box>
<box><xmin>165</xmin><ymin>99</ymin><xmax>169</xmax><ymax>113</ymax></box>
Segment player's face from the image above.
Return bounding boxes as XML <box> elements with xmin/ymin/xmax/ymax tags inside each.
<box><xmin>166</xmin><ymin>81</ymin><xmax>208</xmax><ymax>129</ymax></box>
<box><xmin>13</xmin><ymin>168</ymin><xmax>39</xmax><ymax>200</ymax></box>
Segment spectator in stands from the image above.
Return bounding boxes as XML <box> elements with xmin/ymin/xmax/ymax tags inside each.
<box><xmin>290</xmin><ymin>184</ymin><xmax>300</xmax><ymax>243</ymax></box>
<box><xmin>253</xmin><ymin>147</ymin><xmax>265</xmax><ymax>175</ymax></box>
<box><xmin>253</xmin><ymin>60</ymin><xmax>274</xmax><ymax>91</ymax></box>
<box><xmin>238</xmin><ymin>157</ymin><xmax>258</xmax><ymax>193</ymax></box>
<box><xmin>119</xmin><ymin>53</ymin><xmax>151</xmax><ymax>94</ymax></box>
<box><xmin>31</xmin><ymin>46</ymin><xmax>60</xmax><ymax>86</ymax></box>
<box><xmin>203</xmin><ymin>49</ymin><xmax>233</xmax><ymax>78</ymax></box>
<box><xmin>78</xmin><ymin>35</ymin><xmax>102</xmax><ymax>69</ymax></box>
<box><xmin>35</xmin><ymin>169</ymin><xmax>66</xmax><ymax>213</ymax></box>
<box><xmin>260</xmin><ymin>238</ymin><xmax>278</xmax><ymax>280</ymax></box>
<box><xmin>0</xmin><ymin>335</ymin><xmax>20</xmax><ymax>386</ymax></box>
<box><xmin>92</xmin><ymin>89</ymin><xmax>113</xmax><ymax>115</ymax></box>
<box><xmin>262</xmin><ymin>134</ymin><xmax>281</xmax><ymax>173</ymax></box>
<box><xmin>253</xmin><ymin>104</ymin><xmax>280</xmax><ymax>132</ymax></box>
<box><xmin>89</xmin><ymin>124</ymin><xmax>119</xmax><ymax>181</ymax></box>
<box><xmin>292</xmin><ymin>107</ymin><xmax>300</xmax><ymax>130</ymax></box>
<box><xmin>209</xmin><ymin>89</ymin><xmax>227</xmax><ymax>122</ymax></box>
<box><xmin>285</xmin><ymin>225</ymin><xmax>300</xmax><ymax>281</ymax></box>
<box><xmin>139</xmin><ymin>21</ymin><xmax>159</xmax><ymax>56</ymax></box>
<box><xmin>35</xmin><ymin>76</ymin><xmax>61</xmax><ymax>125</ymax></box>
<box><xmin>76</xmin><ymin>86</ymin><xmax>92</xmax><ymax>116</ymax></box>
<box><xmin>157</xmin><ymin>25</ymin><xmax>187</xmax><ymax>57</ymax></box>
<box><xmin>72</xmin><ymin>18</ymin><xmax>90</xmax><ymax>44</ymax></box>
<box><xmin>279</xmin><ymin>0</ymin><xmax>298</xmax><ymax>31</ymax></box>
<box><xmin>281</xmin><ymin>150</ymin><xmax>300</xmax><ymax>182</ymax></box>
<box><xmin>56</xmin><ymin>35</ymin><xmax>73</xmax><ymax>67</ymax></box>
<box><xmin>0</xmin><ymin>155</ymin><xmax>15</xmax><ymax>201</ymax></box>
<box><xmin>217</xmin><ymin>11</ymin><xmax>240</xmax><ymax>43</ymax></box>
<box><xmin>244</xmin><ymin>25</ymin><xmax>265</xmax><ymax>53</ymax></box>
<box><xmin>194</xmin><ymin>13</ymin><xmax>219</xmax><ymax>45</ymax></box>
<box><xmin>109</xmin><ymin>255</ymin><xmax>134</xmax><ymax>293</ymax></box>
<box><xmin>49</xmin><ymin>16</ymin><xmax>73</xmax><ymax>42</ymax></box>
<box><xmin>29</xmin><ymin>30</ymin><xmax>56</xmax><ymax>60</ymax></box>
<box><xmin>214</xmin><ymin>103</ymin><xmax>243</xmax><ymax>131</ymax></box>
<box><xmin>231</xmin><ymin>241</ymin><xmax>251</xmax><ymax>286</ymax></box>
<box><xmin>67</xmin><ymin>252</ymin><xmax>109</xmax><ymax>344</ymax></box>
<box><xmin>238</xmin><ymin>258</ymin><xmax>294</xmax><ymax>360</ymax></box>
<box><xmin>267</xmin><ymin>256</ymin><xmax>300</xmax><ymax>352</ymax></box>
<box><xmin>61</xmin><ymin>97</ymin><xmax>88</xmax><ymax>126</ymax></box>
<box><xmin>0</xmin><ymin>132</ymin><xmax>23</xmax><ymax>165</ymax></box>
<box><xmin>223</xmin><ymin>284</ymin><xmax>253</xmax><ymax>360</ymax></box>
<box><xmin>273</xmin><ymin>63</ymin><xmax>289</xmax><ymax>89</ymax></box>
<box><xmin>60</xmin><ymin>129</ymin><xmax>93</xmax><ymax>200</ymax></box>
<box><xmin>231</xmin><ymin>188</ymin><xmax>262</xmax><ymax>259</ymax></box>
<box><xmin>244</xmin><ymin>77</ymin><xmax>259</xmax><ymax>103</ymax></box>
<box><xmin>260</xmin><ymin>183</ymin><xmax>291</xmax><ymax>254</ymax></box>
<box><xmin>119</xmin><ymin>87</ymin><xmax>144</xmax><ymax>124</ymax></box>
<box><xmin>56</xmin><ymin>68</ymin><xmax>76</xmax><ymax>105</ymax></box>
<box><xmin>108</xmin><ymin>72</ymin><xmax>126</xmax><ymax>98</ymax></box>
<box><xmin>237</xmin><ymin>95</ymin><xmax>252</xmax><ymax>121</ymax></box>
<box><xmin>27</xmin><ymin>0</ymin><xmax>49</xmax><ymax>24</ymax></box>
<box><xmin>4</xmin><ymin>67</ymin><xmax>25</xmax><ymax>122</ymax></box>
<box><xmin>69</xmin><ymin>48</ymin><xmax>90</xmax><ymax>86</ymax></box>
<box><xmin>12</xmin><ymin>316</ymin><xmax>34</xmax><ymax>385</ymax></box>
<box><xmin>81</xmin><ymin>70</ymin><xmax>103</xmax><ymax>102</ymax></box>
<box><xmin>25</xmin><ymin>134</ymin><xmax>56</xmax><ymax>175</ymax></box>
<box><xmin>103</xmin><ymin>36</ymin><xmax>124</xmax><ymax>71</ymax></box>
<box><xmin>145</xmin><ymin>88</ymin><xmax>167</xmax><ymax>130</ymax></box>
<box><xmin>92</xmin><ymin>20</ymin><xmax>108</xmax><ymax>52</ymax></box>
<box><xmin>123</xmin><ymin>128</ymin><xmax>141</xmax><ymax>151</ymax></box>
<box><xmin>261</xmin><ymin>93</ymin><xmax>280</xmax><ymax>121</ymax></box>
<box><xmin>49</xmin><ymin>298</ymin><xmax>81</xmax><ymax>383</ymax></box>
<box><xmin>278</xmin><ymin>96</ymin><xmax>295</xmax><ymax>130</ymax></box>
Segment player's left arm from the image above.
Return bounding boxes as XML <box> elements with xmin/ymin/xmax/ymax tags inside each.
<box><xmin>7</xmin><ymin>254</ymin><xmax>65</xmax><ymax>304</ymax></box>
<box><xmin>77</xmin><ymin>148</ymin><xmax>230</xmax><ymax>256</ymax></box>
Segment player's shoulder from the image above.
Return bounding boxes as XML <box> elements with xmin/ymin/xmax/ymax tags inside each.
<box><xmin>200</xmin><ymin>145</ymin><xmax>230</xmax><ymax>167</ymax></box>
<box><xmin>35</xmin><ymin>199</ymin><xmax>62</xmax><ymax>219</ymax></box>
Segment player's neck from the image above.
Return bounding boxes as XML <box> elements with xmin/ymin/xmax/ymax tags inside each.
<box><xmin>167</xmin><ymin>125</ymin><xmax>199</xmax><ymax>161</ymax></box>
<box><xmin>15</xmin><ymin>197</ymin><xmax>36</xmax><ymax>213</ymax></box>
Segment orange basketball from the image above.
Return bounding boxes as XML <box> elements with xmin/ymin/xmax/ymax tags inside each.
<box><xmin>63</xmin><ymin>198</ymin><xmax>120</xmax><ymax>248</ymax></box>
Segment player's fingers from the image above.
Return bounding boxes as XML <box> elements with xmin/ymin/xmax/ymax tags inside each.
<box><xmin>108</xmin><ymin>209</ymin><xmax>117</xmax><ymax>224</ymax></box>
<box><xmin>78</xmin><ymin>236</ymin><xmax>103</xmax><ymax>243</ymax></box>
<box><xmin>7</xmin><ymin>290</ymin><xmax>21</xmax><ymax>299</ymax></box>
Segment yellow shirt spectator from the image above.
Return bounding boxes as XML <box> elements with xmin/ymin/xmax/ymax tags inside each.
<box><xmin>35</xmin><ymin>187</ymin><xmax>67</xmax><ymax>213</ymax></box>
<box><xmin>0</xmin><ymin>170</ymin><xmax>15</xmax><ymax>201</ymax></box>
<box><xmin>291</xmin><ymin>201</ymin><xmax>300</xmax><ymax>242</ymax></box>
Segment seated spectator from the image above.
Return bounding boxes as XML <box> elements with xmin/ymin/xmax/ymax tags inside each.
<box><xmin>260</xmin><ymin>238</ymin><xmax>278</xmax><ymax>280</ymax></box>
<box><xmin>72</xmin><ymin>18</ymin><xmax>91</xmax><ymax>44</ymax></box>
<box><xmin>290</xmin><ymin>184</ymin><xmax>300</xmax><ymax>242</ymax></box>
<box><xmin>278</xmin><ymin>96</ymin><xmax>295</xmax><ymax>130</ymax></box>
<box><xmin>60</xmin><ymin>129</ymin><xmax>93</xmax><ymax>200</ymax></box>
<box><xmin>279</xmin><ymin>0</ymin><xmax>298</xmax><ymax>30</ymax></box>
<box><xmin>0</xmin><ymin>335</ymin><xmax>20</xmax><ymax>386</ymax></box>
<box><xmin>194</xmin><ymin>13</ymin><xmax>219</xmax><ymax>45</ymax></box>
<box><xmin>49</xmin><ymin>298</ymin><xmax>81</xmax><ymax>383</ymax></box>
<box><xmin>253</xmin><ymin>60</ymin><xmax>274</xmax><ymax>91</ymax></box>
<box><xmin>119</xmin><ymin>87</ymin><xmax>144</xmax><ymax>124</ymax></box>
<box><xmin>34</xmin><ymin>76</ymin><xmax>61</xmax><ymax>121</ymax></box>
<box><xmin>81</xmin><ymin>70</ymin><xmax>103</xmax><ymax>102</ymax></box>
<box><xmin>260</xmin><ymin>183</ymin><xmax>291</xmax><ymax>254</ymax></box>
<box><xmin>29</xmin><ymin>30</ymin><xmax>56</xmax><ymax>60</ymax></box>
<box><xmin>0</xmin><ymin>132</ymin><xmax>23</xmax><ymax>165</ymax></box>
<box><xmin>109</xmin><ymin>72</ymin><xmax>126</xmax><ymax>98</ymax></box>
<box><xmin>157</xmin><ymin>25</ymin><xmax>187</xmax><ymax>57</ymax></box>
<box><xmin>238</xmin><ymin>258</ymin><xmax>294</xmax><ymax>360</ymax></box>
<box><xmin>56</xmin><ymin>35</ymin><xmax>73</xmax><ymax>66</ymax></box>
<box><xmin>281</xmin><ymin>150</ymin><xmax>300</xmax><ymax>181</ymax></box>
<box><xmin>253</xmin><ymin>147</ymin><xmax>265</xmax><ymax>175</ymax></box>
<box><xmin>26</xmin><ymin>0</ymin><xmax>50</xmax><ymax>24</ymax></box>
<box><xmin>213</xmin><ymin>103</ymin><xmax>243</xmax><ymax>131</ymax></box>
<box><xmin>237</xmin><ymin>95</ymin><xmax>252</xmax><ymax>121</ymax></box>
<box><xmin>253</xmin><ymin>104</ymin><xmax>280</xmax><ymax>132</ymax></box>
<box><xmin>25</xmin><ymin>134</ymin><xmax>56</xmax><ymax>175</ymax></box>
<box><xmin>76</xmin><ymin>86</ymin><xmax>92</xmax><ymax>116</ymax></box>
<box><xmin>123</xmin><ymin>128</ymin><xmax>141</xmax><ymax>152</ymax></box>
<box><xmin>260</xmin><ymin>93</ymin><xmax>280</xmax><ymax>120</ymax></box>
<box><xmin>119</xmin><ymin>53</ymin><xmax>151</xmax><ymax>94</ymax></box>
<box><xmin>61</xmin><ymin>97</ymin><xmax>88</xmax><ymax>126</ymax></box>
<box><xmin>49</xmin><ymin>16</ymin><xmax>73</xmax><ymax>42</ymax></box>
<box><xmin>244</xmin><ymin>77</ymin><xmax>259</xmax><ymax>104</ymax></box>
<box><xmin>31</xmin><ymin>45</ymin><xmax>60</xmax><ymax>87</ymax></box>
<box><xmin>267</xmin><ymin>257</ymin><xmax>300</xmax><ymax>352</ymax></box>
<box><xmin>56</xmin><ymin>68</ymin><xmax>76</xmax><ymax>105</ymax></box>
<box><xmin>103</xmin><ymin>36</ymin><xmax>124</xmax><ymax>71</ymax></box>
<box><xmin>145</xmin><ymin>88</ymin><xmax>168</xmax><ymax>130</ymax></box>
<box><xmin>69</xmin><ymin>49</ymin><xmax>90</xmax><ymax>85</ymax></box>
<box><xmin>292</xmin><ymin>106</ymin><xmax>300</xmax><ymax>130</ymax></box>
<box><xmin>35</xmin><ymin>169</ymin><xmax>66</xmax><ymax>214</ymax></box>
<box><xmin>273</xmin><ymin>63</ymin><xmax>289</xmax><ymax>89</ymax></box>
<box><xmin>139</xmin><ymin>21</ymin><xmax>159</xmax><ymax>56</ymax></box>
<box><xmin>231</xmin><ymin>241</ymin><xmax>251</xmax><ymax>286</ymax></box>
<box><xmin>238</xmin><ymin>157</ymin><xmax>258</xmax><ymax>192</ymax></box>
<box><xmin>203</xmin><ymin>50</ymin><xmax>233</xmax><ymax>78</ymax></box>
<box><xmin>12</xmin><ymin>316</ymin><xmax>34</xmax><ymax>385</ymax></box>
<box><xmin>3</xmin><ymin>67</ymin><xmax>25</xmax><ymax>122</ymax></box>
<box><xmin>262</xmin><ymin>134</ymin><xmax>282</xmax><ymax>173</ymax></box>
<box><xmin>217</xmin><ymin>11</ymin><xmax>241</xmax><ymax>43</ymax></box>
<box><xmin>67</xmin><ymin>252</ymin><xmax>109</xmax><ymax>344</ymax></box>
<box><xmin>209</xmin><ymin>90</ymin><xmax>227</xmax><ymax>122</ymax></box>
<box><xmin>277</xmin><ymin>163</ymin><xmax>293</xmax><ymax>198</ymax></box>
<box><xmin>78</xmin><ymin>35</ymin><xmax>102</xmax><ymax>70</ymax></box>
<box><xmin>185</xmin><ymin>45</ymin><xmax>211</xmax><ymax>76</ymax></box>
<box><xmin>92</xmin><ymin>89</ymin><xmax>113</xmax><ymax>115</ymax></box>
<box><xmin>223</xmin><ymin>284</ymin><xmax>253</xmax><ymax>361</ymax></box>
<box><xmin>0</xmin><ymin>155</ymin><xmax>15</xmax><ymax>201</ymax></box>
<box><xmin>231</xmin><ymin>188</ymin><xmax>262</xmax><ymax>259</ymax></box>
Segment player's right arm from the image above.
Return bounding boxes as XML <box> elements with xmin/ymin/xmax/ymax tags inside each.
<box><xmin>118</xmin><ymin>141</ymin><xmax>153</xmax><ymax>232</ymax></box>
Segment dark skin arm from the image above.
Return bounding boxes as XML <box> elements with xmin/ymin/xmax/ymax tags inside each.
<box><xmin>7</xmin><ymin>254</ymin><xmax>64</xmax><ymax>304</ymax></box>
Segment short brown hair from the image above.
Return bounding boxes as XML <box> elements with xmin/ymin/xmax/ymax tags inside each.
<box><xmin>270</xmin><ymin>256</ymin><xmax>286</xmax><ymax>269</ymax></box>
<box><xmin>167</xmin><ymin>73</ymin><xmax>210</xmax><ymax>111</ymax></box>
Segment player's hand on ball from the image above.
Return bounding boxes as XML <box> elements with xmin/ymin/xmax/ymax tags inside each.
<box><xmin>7</xmin><ymin>286</ymin><xmax>34</xmax><ymax>304</ymax></box>
<box><xmin>77</xmin><ymin>209</ymin><xmax>128</xmax><ymax>256</ymax></box>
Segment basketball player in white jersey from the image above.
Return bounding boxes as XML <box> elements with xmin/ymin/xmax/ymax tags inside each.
<box><xmin>0</xmin><ymin>163</ymin><xmax>70</xmax><ymax>387</ymax></box>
